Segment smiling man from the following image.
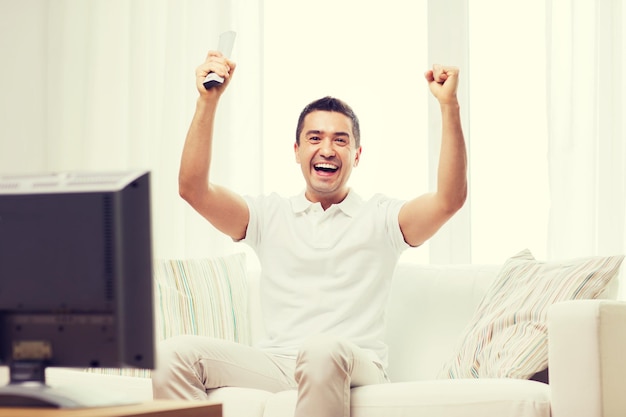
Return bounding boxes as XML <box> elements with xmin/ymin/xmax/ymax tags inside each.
<box><xmin>152</xmin><ymin>50</ymin><xmax>467</xmax><ymax>417</ymax></box>
<box><xmin>295</xmin><ymin>100</ymin><xmax>361</xmax><ymax>209</ymax></box>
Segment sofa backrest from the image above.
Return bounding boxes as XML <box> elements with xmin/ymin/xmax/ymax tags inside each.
<box><xmin>246</xmin><ymin>263</ymin><xmax>501</xmax><ymax>382</ymax></box>
<box><xmin>384</xmin><ymin>263</ymin><xmax>500</xmax><ymax>381</ymax></box>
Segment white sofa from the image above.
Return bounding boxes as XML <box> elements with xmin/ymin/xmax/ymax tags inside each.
<box><xmin>2</xmin><ymin>261</ymin><xmax>625</xmax><ymax>417</ymax></box>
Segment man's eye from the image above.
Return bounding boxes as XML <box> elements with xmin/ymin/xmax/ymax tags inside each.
<box><xmin>309</xmin><ymin>137</ymin><xmax>321</xmax><ymax>142</ymax></box>
<box><xmin>335</xmin><ymin>138</ymin><xmax>348</xmax><ymax>144</ymax></box>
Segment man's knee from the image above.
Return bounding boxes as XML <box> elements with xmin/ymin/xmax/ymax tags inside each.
<box><xmin>156</xmin><ymin>335</ymin><xmax>195</xmax><ymax>362</ymax></box>
<box><xmin>152</xmin><ymin>335</ymin><xmax>216</xmax><ymax>399</ymax></box>
<box><xmin>152</xmin><ymin>335</ymin><xmax>208</xmax><ymax>382</ymax></box>
<box><xmin>295</xmin><ymin>335</ymin><xmax>353</xmax><ymax>383</ymax></box>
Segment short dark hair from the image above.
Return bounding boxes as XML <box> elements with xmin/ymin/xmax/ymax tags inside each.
<box><xmin>295</xmin><ymin>96</ymin><xmax>361</xmax><ymax>148</ymax></box>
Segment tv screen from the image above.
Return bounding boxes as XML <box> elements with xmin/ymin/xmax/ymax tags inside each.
<box><xmin>0</xmin><ymin>170</ymin><xmax>154</xmax><ymax>408</ymax></box>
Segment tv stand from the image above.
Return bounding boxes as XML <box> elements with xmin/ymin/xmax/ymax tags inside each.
<box><xmin>0</xmin><ymin>362</ymin><xmax>140</xmax><ymax>409</ymax></box>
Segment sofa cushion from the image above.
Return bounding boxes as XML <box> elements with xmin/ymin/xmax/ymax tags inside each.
<box><xmin>439</xmin><ymin>249</ymin><xmax>624</xmax><ymax>380</ymax></box>
<box><xmin>206</xmin><ymin>387</ymin><xmax>273</xmax><ymax>417</ymax></box>
<box><xmin>153</xmin><ymin>253</ymin><xmax>250</xmax><ymax>344</ymax></box>
<box><xmin>261</xmin><ymin>379</ymin><xmax>550</xmax><ymax>417</ymax></box>
<box><xmin>89</xmin><ymin>253</ymin><xmax>250</xmax><ymax>377</ymax></box>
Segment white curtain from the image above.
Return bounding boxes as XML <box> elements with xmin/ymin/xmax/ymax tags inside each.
<box><xmin>0</xmin><ymin>0</ymin><xmax>262</xmax><ymax>260</ymax></box>
<box><xmin>546</xmin><ymin>0</ymin><xmax>626</xmax><ymax>290</ymax></box>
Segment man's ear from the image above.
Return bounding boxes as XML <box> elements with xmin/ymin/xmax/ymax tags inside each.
<box><xmin>294</xmin><ymin>142</ymin><xmax>301</xmax><ymax>164</ymax></box>
<box><xmin>353</xmin><ymin>146</ymin><xmax>362</xmax><ymax>167</ymax></box>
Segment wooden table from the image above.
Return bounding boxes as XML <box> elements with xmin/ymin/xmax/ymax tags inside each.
<box><xmin>0</xmin><ymin>400</ymin><xmax>221</xmax><ymax>417</ymax></box>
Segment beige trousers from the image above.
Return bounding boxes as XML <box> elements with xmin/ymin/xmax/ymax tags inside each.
<box><xmin>152</xmin><ymin>334</ymin><xmax>388</xmax><ymax>417</ymax></box>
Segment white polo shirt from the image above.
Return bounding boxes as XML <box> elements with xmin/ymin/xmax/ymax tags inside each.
<box><xmin>241</xmin><ymin>189</ymin><xmax>410</xmax><ymax>367</ymax></box>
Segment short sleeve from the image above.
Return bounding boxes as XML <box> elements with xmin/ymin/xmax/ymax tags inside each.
<box><xmin>236</xmin><ymin>194</ymin><xmax>261</xmax><ymax>249</ymax></box>
<box><xmin>378</xmin><ymin>195</ymin><xmax>411</xmax><ymax>254</ymax></box>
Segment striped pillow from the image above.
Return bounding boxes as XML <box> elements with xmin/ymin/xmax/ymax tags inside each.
<box><xmin>439</xmin><ymin>249</ymin><xmax>624</xmax><ymax>380</ymax></box>
<box><xmin>88</xmin><ymin>253</ymin><xmax>250</xmax><ymax>377</ymax></box>
<box><xmin>154</xmin><ymin>254</ymin><xmax>250</xmax><ymax>344</ymax></box>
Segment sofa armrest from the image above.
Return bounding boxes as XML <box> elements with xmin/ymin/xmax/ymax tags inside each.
<box><xmin>548</xmin><ymin>299</ymin><xmax>626</xmax><ymax>417</ymax></box>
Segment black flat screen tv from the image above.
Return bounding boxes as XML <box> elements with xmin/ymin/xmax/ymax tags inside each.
<box><xmin>0</xmin><ymin>170</ymin><xmax>154</xmax><ymax>408</ymax></box>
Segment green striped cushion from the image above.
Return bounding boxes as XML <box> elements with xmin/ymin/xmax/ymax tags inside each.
<box><xmin>154</xmin><ymin>254</ymin><xmax>250</xmax><ymax>344</ymax></box>
<box><xmin>88</xmin><ymin>253</ymin><xmax>250</xmax><ymax>377</ymax></box>
<box><xmin>439</xmin><ymin>249</ymin><xmax>624</xmax><ymax>380</ymax></box>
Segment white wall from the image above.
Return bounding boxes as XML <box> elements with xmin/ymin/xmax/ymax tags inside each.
<box><xmin>0</xmin><ymin>0</ymin><xmax>47</xmax><ymax>173</ymax></box>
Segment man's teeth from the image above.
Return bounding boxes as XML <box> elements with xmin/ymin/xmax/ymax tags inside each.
<box><xmin>314</xmin><ymin>163</ymin><xmax>338</xmax><ymax>172</ymax></box>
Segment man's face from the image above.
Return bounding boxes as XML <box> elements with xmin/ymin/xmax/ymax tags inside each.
<box><xmin>294</xmin><ymin>110</ymin><xmax>361</xmax><ymax>206</ymax></box>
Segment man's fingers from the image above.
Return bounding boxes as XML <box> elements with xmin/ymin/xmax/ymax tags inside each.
<box><xmin>195</xmin><ymin>51</ymin><xmax>236</xmax><ymax>95</ymax></box>
<box><xmin>198</xmin><ymin>52</ymin><xmax>233</xmax><ymax>79</ymax></box>
<box><xmin>222</xmin><ymin>58</ymin><xmax>236</xmax><ymax>80</ymax></box>
<box><xmin>425</xmin><ymin>64</ymin><xmax>460</xmax><ymax>105</ymax></box>
<box><xmin>430</xmin><ymin>64</ymin><xmax>459</xmax><ymax>84</ymax></box>
<box><xmin>205</xmin><ymin>50</ymin><xmax>223</xmax><ymax>60</ymax></box>
<box><xmin>432</xmin><ymin>65</ymin><xmax>445</xmax><ymax>83</ymax></box>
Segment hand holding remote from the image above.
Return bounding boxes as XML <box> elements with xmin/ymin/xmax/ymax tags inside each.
<box><xmin>203</xmin><ymin>31</ymin><xmax>237</xmax><ymax>89</ymax></box>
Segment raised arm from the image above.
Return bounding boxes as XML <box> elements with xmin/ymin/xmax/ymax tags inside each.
<box><xmin>178</xmin><ymin>51</ymin><xmax>249</xmax><ymax>241</ymax></box>
<box><xmin>398</xmin><ymin>65</ymin><xmax>468</xmax><ymax>247</ymax></box>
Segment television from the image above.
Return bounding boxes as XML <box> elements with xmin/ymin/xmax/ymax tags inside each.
<box><xmin>0</xmin><ymin>170</ymin><xmax>155</xmax><ymax>408</ymax></box>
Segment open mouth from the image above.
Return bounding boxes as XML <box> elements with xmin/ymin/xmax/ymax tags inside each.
<box><xmin>314</xmin><ymin>163</ymin><xmax>339</xmax><ymax>173</ymax></box>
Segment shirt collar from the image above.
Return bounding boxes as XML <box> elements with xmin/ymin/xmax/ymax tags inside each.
<box><xmin>289</xmin><ymin>189</ymin><xmax>362</xmax><ymax>217</ymax></box>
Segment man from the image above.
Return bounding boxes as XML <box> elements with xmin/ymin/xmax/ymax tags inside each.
<box><xmin>152</xmin><ymin>50</ymin><xmax>467</xmax><ymax>417</ymax></box>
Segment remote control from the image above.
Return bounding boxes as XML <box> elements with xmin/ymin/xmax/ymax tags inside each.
<box><xmin>203</xmin><ymin>31</ymin><xmax>237</xmax><ymax>89</ymax></box>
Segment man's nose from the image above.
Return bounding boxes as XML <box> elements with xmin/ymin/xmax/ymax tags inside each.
<box><xmin>319</xmin><ymin>138</ymin><xmax>335</xmax><ymax>156</ymax></box>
